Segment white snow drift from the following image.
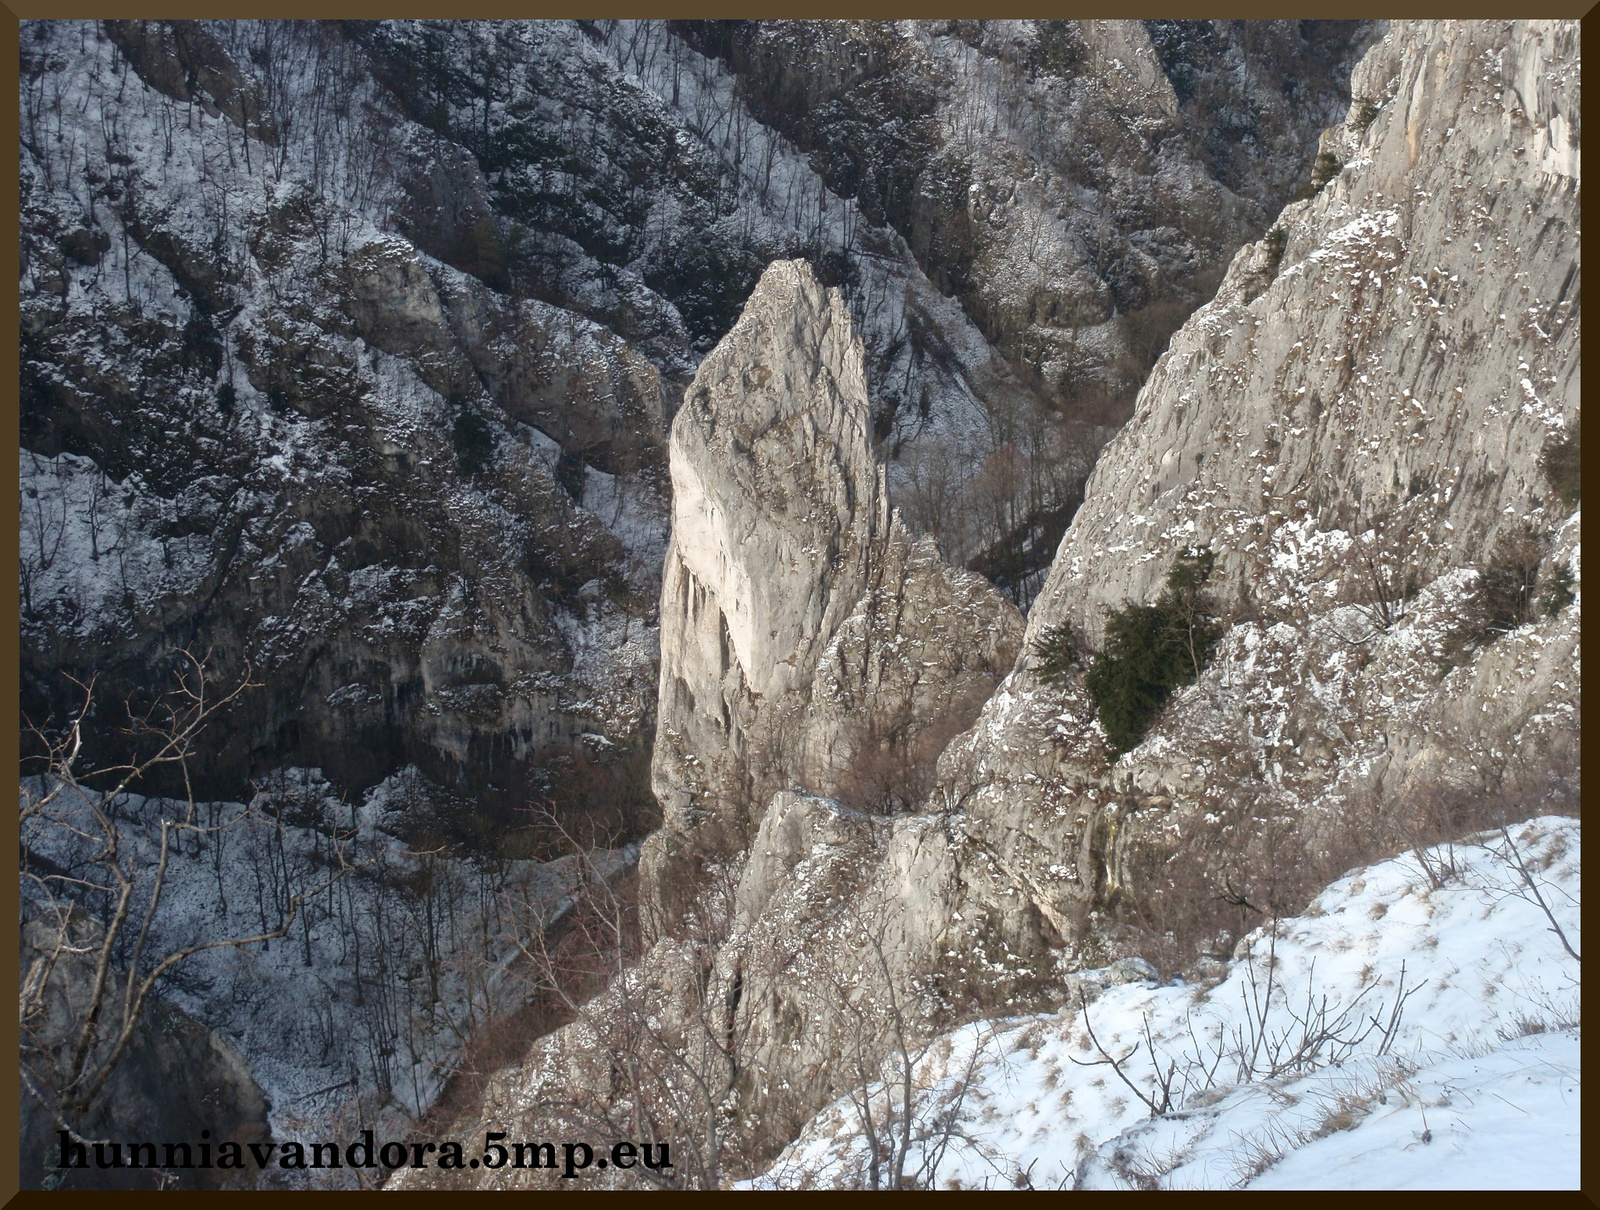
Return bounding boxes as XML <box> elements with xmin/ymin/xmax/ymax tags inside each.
<box><xmin>751</xmin><ymin>815</ymin><xmax>1580</xmax><ymax>1190</ymax></box>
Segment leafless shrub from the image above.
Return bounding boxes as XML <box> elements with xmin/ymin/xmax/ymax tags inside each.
<box><xmin>1224</xmin><ymin>932</ymin><xmax>1422</xmax><ymax>1084</ymax></box>
<box><xmin>482</xmin><ymin>805</ymin><xmax>756</xmax><ymax>1189</ymax></box>
<box><xmin>1070</xmin><ymin>993</ymin><xmax>1182</xmax><ymax>1118</ymax></box>
<box><xmin>1472</xmin><ymin>520</ymin><xmax>1562</xmax><ymax>640</ymax></box>
<box><xmin>834</xmin><ymin>684</ymin><xmax>989</xmax><ymax>817</ymax></box>
<box><xmin>1072</xmin><ymin>924</ymin><xmax>1423</xmax><ymax>1136</ymax></box>
<box><xmin>1539</xmin><ymin>416</ymin><xmax>1581</xmax><ymax>508</ymax></box>
<box><xmin>793</xmin><ymin>880</ymin><xmax>1008</xmax><ymax>1191</ymax></box>
<box><xmin>19</xmin><ymin>654</ymin><xmax>358</xmax><ymax>1182</ymax></box>
<box><xmin>1106</xmin><ymin>723</ymin><xmax>1579</xmax><ymax>983</ymax></box>
<box><xmin>1489</xmin><ymin>825</ymin><xmax>1579</xmax><ymax>964</ymax></box>
<box><xmin>1334</xmin><ymin>506</ymin><xmax>1436</xmax><ymax>635</ymax></box>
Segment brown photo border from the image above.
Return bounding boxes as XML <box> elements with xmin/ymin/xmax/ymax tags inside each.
<box><xmin>1</xmin><ymin>5</ymin><xmax>1594</xmax><ymax>1204</ymax></box>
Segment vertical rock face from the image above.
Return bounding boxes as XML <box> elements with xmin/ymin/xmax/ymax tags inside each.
<box><xmin>20</xmin><ymin>23</ymin><xmax>672</xmax><ymax>815</ymax></box>
<box><xmin>1030</xmin><ymin>18</ymin><xmax>1580</xmax><ymax>640</ymax></box>
<box><xmin>30</xmin><ymin>18</ymin><xmax>1581</xmax><ymax>1187</ymax></box>
<box><xmin>652</xmin><ymin>261</ymin><xmax>888</xmax><ymax>820</ymax></box>
<box><xmin>664</xmin><ymin>19</ymin><xmax>1378</xmax><ymax>596</ymax></box>
<box><xmin>674</xmin><ymin>19</ymin><xmax>1375</xmax><ymax>418</ymax></box>
<box><xmin>22</xmin><ymin>18</ymin><xmax>1372</xmax><ymax>810</ymax></box>
<box><xmin>937</xmin><ymin>17</ymin><xmax>1581</xmax><ymax>967</ymax></box>
<box><xmin>646</xmin><ymin>259</ymin><xmax>1024</xmax><ymax>933</ymax></box>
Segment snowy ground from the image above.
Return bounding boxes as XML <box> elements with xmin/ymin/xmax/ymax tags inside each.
<box><xmin>748</xmin><ymin>815</ymin><xmax>1580</xmax><ymax>1190</ymax></box>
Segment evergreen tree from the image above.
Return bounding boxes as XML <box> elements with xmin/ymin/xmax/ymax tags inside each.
<box><xmin>1085</xmin><ymin>547</ymin><xmax>1220</xmax><ymax>754</ymax></box>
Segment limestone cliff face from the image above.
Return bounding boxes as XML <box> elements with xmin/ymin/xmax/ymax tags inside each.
<box><xmin>631</xmin><ymin>255</ymin><xmax>1032</xmax><ymax>1133</ymax></box>
<box><xmin>675</xmin><ymin>19</ymin><xmax>1373</xmax><ymax>424</ymax></box>
<box><xmin>937</xmin><ymin>17</ymin><xmax>1581</xmax><ymax>966</ymax></box>
<box><xmin>1030</xmin><ymin>17</ymin><xmax>1579</xmax><ymax>639</ymax></box>
<box><xmin>645</xmin><ymin>260</ymin><xmax>1024</xmax><ymax>930</ymax></box>
<box><xmin>20</xmin><ymin>23</ymin><xmax>670</xmax><ymax>816</ymax></box>
<box><xmin>651</xmin><ymin>261</ymin><xmax>889</xmax><ymax>820</ymax></box>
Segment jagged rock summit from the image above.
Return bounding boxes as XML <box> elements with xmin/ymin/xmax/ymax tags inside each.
<box><xmin>645</xmin><ymin>259</ymin><xmax>1024</xmax><ymax>928</ymax></box>
<box><xmin>652</xmin><ymin>260</ymin><xmax>888</xmax><ymax>820</ymax></box>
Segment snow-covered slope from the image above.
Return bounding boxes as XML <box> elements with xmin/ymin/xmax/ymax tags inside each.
<box><xmin>20</xmin><ymin>768</ymin><xmax>638</xmax><ymax>1165</ymax></box>
<box><xmin>751</xmin><ymin>815</ymin><xmax>1580</xmax><ymax>1189</ymax></box>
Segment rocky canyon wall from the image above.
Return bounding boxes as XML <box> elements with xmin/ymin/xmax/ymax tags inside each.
<box><xmin>453</xmin><ymin>19</ymin><xmax>1581</xmax><ymax>1185</ymax></box>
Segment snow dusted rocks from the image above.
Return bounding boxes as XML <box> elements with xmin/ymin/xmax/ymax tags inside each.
<box><xmin>1031</xmin><ymin>19</ymin><xmax>1580</xmax><ymax>636</ymax></box>
<box><xmin>543</xmin><ymin>259</ymin><xmax>1028</xmax><ymax>1163</ymax></box>
<box><xmin>677</xmin><ymin>20</ymin><xmax>1374</xmax><ymax>429</ymax></box>
<box><xmin>20</xmin><ymin>18</ymin><xmax>1583</xmax><ymax>1188</ymax></box>
<box><xmin>932</xmin><ymin>17</ymin><xmax>1580</xmax><ymax>963</ymax></box>
<box><xmin>339</xmin><ymin>237</ymin><xmax>665</xmax><ymax>469</ymax></box>
<box><xmin>19</xmin><ymin>22</ymin><xmax>669</xmax><ymax>809</ymax></box>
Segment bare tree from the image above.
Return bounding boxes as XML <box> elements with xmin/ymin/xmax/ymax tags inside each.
<box><xmin>498</xmin><ymin>805</ymin><xmax>749</xmax><ymax>1189</ymax></box>
<box><xmin>810</xmin><ymin>879</ymin><xmax>1004</xmax><ymax>1190</ymax></box>
<box><xmin>19</xmin><ymin>653</ymin><xmax>356</xmax><ymax>1172</ymax></box>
